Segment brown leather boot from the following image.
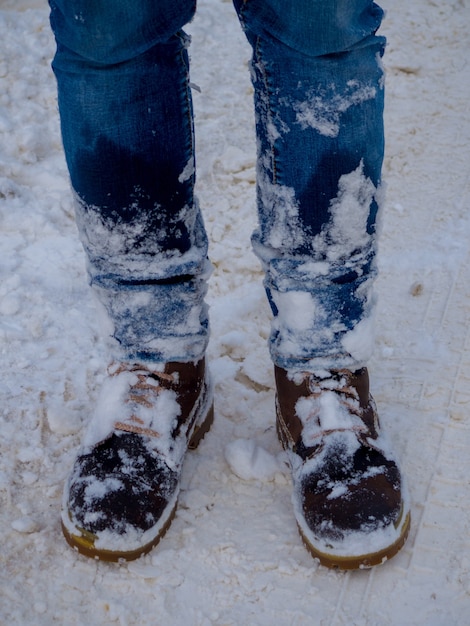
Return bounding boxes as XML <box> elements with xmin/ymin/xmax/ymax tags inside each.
<box><xmin>275</xmin><ymin>366</ymin><xmax>410</xmax><ymax>569</ymax></box>
<box><xmin>61</xmin><ymin>358</ymin><xmax>213</xmax><ymax>561</ymax></box>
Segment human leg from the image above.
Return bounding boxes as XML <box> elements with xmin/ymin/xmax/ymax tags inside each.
<box><xmin>235</xmin><ymin>0</ymin><xmax>410</xmax><ymax>568</ymax></box>
<box><xmin>50</xmin><ymin>0</ymin><xmax>209</xmax><ymax>364</ymax></box>
<box><xmin>234</xmin><ymin>0</ymin><xmax>385</xmax><ymax>371</ymax></box>
<box><xmin>50</xmin><ymin>0</ymin><xmax>214</xmax><ymax>560</ymax></box>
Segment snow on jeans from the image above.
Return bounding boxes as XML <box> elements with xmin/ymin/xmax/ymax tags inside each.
<box><xmin>49</xmin><ymin>0</ymin><xmax>386</xmax><ymax>371</ymax></box>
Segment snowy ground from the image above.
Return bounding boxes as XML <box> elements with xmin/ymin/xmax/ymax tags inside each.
<box><xmin>1</xmin><ymin>0</ymin><xmax>469</xmax><ymax>624</ymax></box>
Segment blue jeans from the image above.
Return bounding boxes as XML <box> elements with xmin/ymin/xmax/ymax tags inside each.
<box><xmin>49</xmin><ymin>0</ymin><xmax>386</xmax><ymax>371</ymax></box>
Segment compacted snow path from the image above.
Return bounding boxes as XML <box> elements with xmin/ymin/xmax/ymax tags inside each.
<box><xmin>1</xmin><ymin>0</ymin><xmax>469</xmax><ymax>624</ymax></box>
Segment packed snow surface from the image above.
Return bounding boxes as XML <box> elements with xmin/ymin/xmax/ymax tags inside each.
<box><xmin>1</xmin><ymin>0</ymin><xmax>470</xmax><ymax>624</ymax></box>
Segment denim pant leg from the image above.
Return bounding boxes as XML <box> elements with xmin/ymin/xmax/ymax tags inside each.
<box><xmin>49</xmin><ymin>0</ymin><xmax>210</xmax><ymax>363</ymax></box>
<box><xmin>235</xmin><ymin>0</ymin><xmax>386</xmax><ymax>371</ymax></box>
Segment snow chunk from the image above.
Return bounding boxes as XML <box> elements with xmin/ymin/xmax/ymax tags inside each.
<box><xmin>274</xmin><ymin>291</ymin><xmax>319</xmax><ymax>333</ymax></box>
<box><xmin>341</xmin><ymin>315</ymin><xmax>376</xmax><ymax>365</ymax></box>
<box><xmin>224</xmin><ymin>439</ymin><xmax>282</xmax><ymax>481</ymax></box>
<box><xmin>17</xmin><ymin>446</ymin><xmax>43</xmax><ymax>463</ymax></box>
<box><xmin>46</xmin><ymin>402</ymin><xmax>81</xmax><ymax>435</ymax></box>
<box><xmin>219</xmin><ymin>145</ymin><xmax>255</xmax><ymax>174</ymax></box>
<box><xmin>11</xmin><ymin>516</ymin><xmax>39</xmax><ymax>534</ymax></box>
<box><xmin>178</xmin><ymin>156</ymin><xmax>195</xmax><ymax>183</ymax></box>
<box><xmin>313</xmin><ymin>161</ymin><xmax>376</xmax><ymax>262</ymax></box>
<box><xmin>294</xmin><ymin>81</ymin><xmax>377</xmax><ymax>138</ymax></box>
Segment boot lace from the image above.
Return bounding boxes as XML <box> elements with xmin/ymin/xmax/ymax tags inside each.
<box><xmin>297</xmin><ymin>371</ymin><xmax>370</xmax><ymax>446</ymax></box>
<box><xmin>111</xmin><ymin>363</ymin><xmax>176</xmax><ymax>439</ymax></box>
